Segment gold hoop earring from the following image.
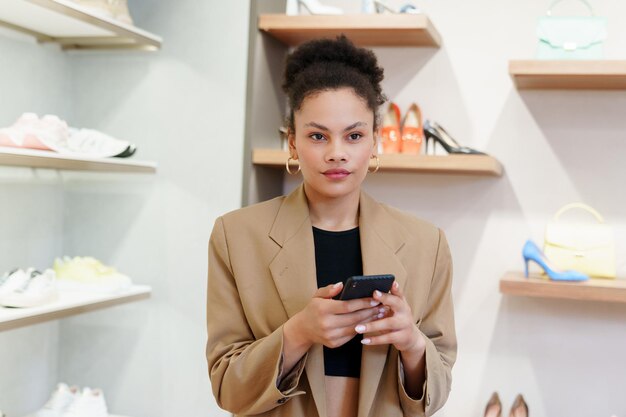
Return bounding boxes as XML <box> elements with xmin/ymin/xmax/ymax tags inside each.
<box><xmin>286</xmin><ymin>157</ymin><xmax>301</xmax><ymax>175</ymax></box>
<box><xmin>368</xmin><ymin>155</ymin><xmax>380</xmax><ymax>173</ymax></box>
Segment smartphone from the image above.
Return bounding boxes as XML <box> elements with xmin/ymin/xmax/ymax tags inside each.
<box><xmin>334</xmin><ymin>274</ymin><xmax>395</xmax><ymax>300</ymax></box>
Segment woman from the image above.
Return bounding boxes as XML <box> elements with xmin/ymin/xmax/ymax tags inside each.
<box><xmin>206</xmin><ymin>36</ymin><xmax>456</xmax><ymax>417</ymax></box>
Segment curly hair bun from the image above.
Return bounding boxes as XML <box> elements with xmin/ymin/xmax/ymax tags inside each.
<box><xmin>282</xmin><ymin>35</ymin><xmax>386</xmax><ymax>129</ymax></box>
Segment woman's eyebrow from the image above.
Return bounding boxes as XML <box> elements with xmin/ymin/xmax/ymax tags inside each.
<box><xmin>303</xmin><ymin>121</ymin><xmax>367</xmax><ymax>131</ymax></box>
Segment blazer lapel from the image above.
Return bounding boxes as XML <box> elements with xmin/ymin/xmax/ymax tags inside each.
<box><xmin>357</xmin><ymin>191</ymin><xmax>408</xmax><ymax>417</ymax></box>
<box><xmin>268</xmin><ymin>184</ymin><xmax>327</xmax><ymax>417</ymax></box>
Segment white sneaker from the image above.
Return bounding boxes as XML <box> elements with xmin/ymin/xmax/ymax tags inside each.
<box><xmin>36</xmin><ymin>383</ymin><xmax>79</xmax><ymax>417</ymax></box>
<box><xmin>1</xmin><ymin>269</ymin><xmax>58</xmax><ymax>308</ymax></box>
<box><xmin>0</xmin><ymin>113</ymin><xmax>69</xmax><ymax>152</ymax></box>
<box><xmin>67</xmin><ymin>128</ymin><xmax>134</xmax><ymax>158</ymax></box>
<box><xmin>61</xmin><ymin>387</ymin><xmax>108</xmax><ymax>417</ymax></box>
<box><xmin>0</xmin><ymin>268</ymin><xmax>34</xmax><ymax>299</ymax></box>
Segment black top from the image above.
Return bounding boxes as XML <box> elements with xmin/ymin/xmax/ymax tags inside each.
<box><xmin>312</xmin><ymin>226</ymin><xmax>363</xmax><ymax>378</ymax></box>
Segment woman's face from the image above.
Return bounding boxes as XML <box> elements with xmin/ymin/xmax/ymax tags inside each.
<box><xmin>289</xmin><ymin>87</ymin><xmax>377</xmax><ymax>202</ymax></box>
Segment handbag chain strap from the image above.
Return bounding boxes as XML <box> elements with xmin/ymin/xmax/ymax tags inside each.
<box><xmin>547</xmin><ymin>0</ymin><xmax>595</xmax><ymax>16</ymax></box>
<box><xmin>554</xmin><ymin>202</ymin><xmax>605</xmax><ymax>223</ymax></box>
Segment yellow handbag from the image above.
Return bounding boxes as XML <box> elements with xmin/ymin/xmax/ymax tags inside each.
<box><xmin>543</xmin><ymin>203</ymin><xmax>616</xmax><ymax>279</ymax></box>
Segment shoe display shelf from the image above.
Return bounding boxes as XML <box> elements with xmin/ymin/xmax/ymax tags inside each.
<box><xmin>0</xmin><ymin>147</ymin><xmax>157</xmax><ymax>173</ymax></box>
<box><xmin>0</xmin><ymin>285</ymin><xmax>151</xmax><ymax>332</ymax></box>
<box><xmin>0</xmin><ymin>0</ymin><xmax>162</xmax><ymax>51</ymax></box>
<box><xmin>499</xmin><ymin>271</ymin><xmax>626</xmax><ymax>303</ymax></box>
<box><xmin>253</xmin><ymin>148</ymin><xmax>503</xmax><ymax>177</ymax></box>
<box><xmin>509</xmin><ymin>60</ymin><xmax>626</xmax><ymax>90</ymax></box>
<box><xmin>258</xmin><ymin>13</ymin><xmax>441</xmax><ymax>47</ymax></box>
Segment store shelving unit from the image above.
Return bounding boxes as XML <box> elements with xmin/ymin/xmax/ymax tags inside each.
<box><xmin>0</xmin><ymin>147</ymin><xmax>157</xmax><ymax>173</ymax></box>
<box><xmin>0</xmin><ymin>0</ymin><xmax>162</xmax><ymax>50</ymax></box>
<box><xmin>258</xmin><ymin>13</ymin><xmax>441</xmax><ymax>47</ymax></box>
<box><xmin>253</xmin><ymin>148</ymin><xmax>503</xmax><ymax>177</ymax></box>
<box><xmin>499</xmin><ymin>271</ymin><xmax>626</xmax><ymax>303</ymax></box>
<box><xmin>244</xmin><ymin>2</ymin><xmax>465</xmax><ymax>204</ymax></box>
<box><xmin>509</xmin><ymin>60</ymin><xmax>626</xmax><ymax>89</ymax></box>
<box><xmin>0</xmin><ymin>285</ymin><xmax>152</xmax><ymax>332</ymax></box>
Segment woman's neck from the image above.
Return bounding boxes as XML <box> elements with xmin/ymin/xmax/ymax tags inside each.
<box><xmin>304</xmin><ymin>183</ymin><xmax>360</xmax><ymax>231</ymax></box>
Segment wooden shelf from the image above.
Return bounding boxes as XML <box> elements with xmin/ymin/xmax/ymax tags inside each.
<box><xmin>0</xmin><ymin>0</ymin><xmax>162</xmax><ymax>51</ymax></box>
<box><xmin>0</xmin><ymin>147</ymin><xmax>157</xmax><ymax>173</ymax></box>
<box><xmin>253</xmin><ymin>148</ymin><xmax>502</xmax><ymax>177</ymax></box>
<box><xmin>0</xmin><ymin>285</ymin><xmax>151</xmax><ymax>332</ymax></box>
<box><xmin>25</xmin><ymin>415</ymin><xmax>130</xmax><ymax>417</ymax></box>
<box><xmin>258</xmin><ymin>14</ymin><xmax>441</xmax><ymax>47</ymax></box>
<box><xmin>500</xmin><ymin>271</ymin><xmax>626</xmax><ymax>303</ymax></box>
<box><xmin>509</xmin><ymin>60</ymin><xmax>626</xmax><ymax>90</ymax></box>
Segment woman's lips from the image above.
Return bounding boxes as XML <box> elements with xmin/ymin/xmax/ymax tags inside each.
<box><xmin>323</xmin><ymin>168</ymin><xmax>350</xmax><ymax>179</ymax></box>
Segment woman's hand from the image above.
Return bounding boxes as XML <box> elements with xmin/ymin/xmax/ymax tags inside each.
<box><xmin>286</xmin><ymin>282</ymin><xmax>387</xmax><ymax>350</ymax></box>
<box><xmin>354</xmin><ymin>281</ymin><xmax>426</xmax><ymax>355</ymax></box>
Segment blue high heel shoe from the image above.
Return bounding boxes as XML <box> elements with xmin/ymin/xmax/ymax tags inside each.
<box><xmin>522</xmin><ymin>240</ymin><xmax>589</xmax><ymax>281</ymax></box>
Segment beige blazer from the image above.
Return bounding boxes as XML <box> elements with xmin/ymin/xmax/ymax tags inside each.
<box><xmin>206</xmin><ymin>184</ymin><xmax>456</xmax><ymax>417</ymax></box>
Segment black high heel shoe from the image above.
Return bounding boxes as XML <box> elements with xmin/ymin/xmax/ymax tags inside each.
<box><xmin>423</xmin><ymin>120</ymin><xmax>486</xmax><ymax>155</ymax></box>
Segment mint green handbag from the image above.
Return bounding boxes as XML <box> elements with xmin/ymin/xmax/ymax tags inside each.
<box><xmin>536</xmin><ymin>0</ymin><xmax>607</xmax><ymax>60</ymax></box>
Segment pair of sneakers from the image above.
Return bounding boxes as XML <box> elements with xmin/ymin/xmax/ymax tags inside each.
<box><xmin>0</xmin><ymin>113</ymin><xmax>136</xmax><ymax>159</ymax></box>
<box><xmin>35</xmin><ymin>383</ymin><xmax>108</xmax><ymax>417</ymax></box>
<box><xmin>0</xmin><ymin>268</ymin><xmax>58</xmax><ymax>308</ymax></box>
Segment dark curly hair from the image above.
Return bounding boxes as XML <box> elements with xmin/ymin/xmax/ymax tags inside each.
<box><xmin>282</xmin><ymin>35</ymin><xmax>386</xmax><ymax>131</ymax></box>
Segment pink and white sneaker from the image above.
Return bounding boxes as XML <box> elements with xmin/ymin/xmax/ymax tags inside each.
<box><xmin>0</xmin><ymin>113</ymin><xmax>69</xmax><ymax>152</ymax></box>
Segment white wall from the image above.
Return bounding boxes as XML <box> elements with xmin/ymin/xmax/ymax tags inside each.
<box><xmin>0</xmin><ymin>1</ymin><xmax>249</xmax><ymax>416</ymax></box>
<box><xmin>285</xmin><ymin>1</ymin><xmax>626</xmax><ymax>416</ymax></box>
<box><xmin>0</xmin><ymin>29</ymin><xmax>69</xmax><ymax>417</ymax></box>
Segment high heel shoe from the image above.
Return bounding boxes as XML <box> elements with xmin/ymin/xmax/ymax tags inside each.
<box><xmin>287</xmin><ymin>0</ymin><xmax>343</xmax><ymax>15</ymax></box>
<box><xmin>380</xmin><ymin>102</ymin><xmax>402</xmax><ymax>154</ymax></box>
<box><xmin>484</xmin><ymin>392</ymin><xmax>502</xmax><ymax>417</ymax></box>
<box><xmin>509</xmin><ymin>394</ymin><xmax>528</xmax><ymax>417</ymax></box>
<box><xmin>400</xmin><ymin>103</ymin><xmax>424</xmax><ymax>155</ymax></box>
<box><xmin>423</xmin><ymin>120</ymin><xmax>486</xmax><ymax>155</ymax></box>
<box><xmin>523</xmin><ymin>240</ymin><xmax>589</xmax><ymax>282</ymax></box>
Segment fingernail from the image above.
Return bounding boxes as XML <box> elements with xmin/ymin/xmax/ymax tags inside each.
<box><xmin>355</xmin><ymin>325</ymin><xmax>366</xmax><ymax>333</ymax></box>
<box><xmin>374</xmin><ymin>290</ymin><xmax>382</xmax><ymax>297</ymax></box>
<box><xmin>361</xmin><ymin>338</ymin><xmax>371</xmax><ymax>345</ymax></box>
<box><xmin>378</xmin><ymin>307</ymin><xmax>385</xmax><ymax>313</ymax></box>
<box><xmin>370</xmin><ymin>300</ymin><xmax>380</xmax><ymax>306</ymax></box>
<box><xmin>393</xmin><ymin>281</ymin><xmax>399</xmax><ymax>289</ymax></box>
<box><xmin>377</xmin><ymin>313</ymin><xmax>384</xmax><ymax>319</ymax></box>
<box><xmin>333</xmin><ymin>282</ymin><xmax>343</xmax><ymax>288</ymax></box>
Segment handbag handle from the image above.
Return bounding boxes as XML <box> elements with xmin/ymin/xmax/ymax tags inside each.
<box><xmin>547</xmin><ymin>0</ymin><xmax>595</xmax><ymax>16</ymax></box>
<box><xmin>554</xmin><ymin>202</ymin><xmax>605</xmax><ymax>223</ymax></box>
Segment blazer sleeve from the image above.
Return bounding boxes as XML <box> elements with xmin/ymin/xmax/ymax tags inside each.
<box><xmin>397</xmin><ymin>228</ymin><xmax>457</xmax><ymax>416</ymax></box>
<box><xmin>206</xmin><ymin>217</ymin><xmax>306</xmax><ymax>415</ymax></box>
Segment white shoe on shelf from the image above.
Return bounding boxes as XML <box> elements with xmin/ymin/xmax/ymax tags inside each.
<box><xmin>0</xmin><ymin>268</ymin><xmax>34</xmax><ymax>300</ymax></box>
<box><xmin>286</xmin><ymin>0</ymin><xmax>343</xmax><ymax>15</ymax></box>
<box><xmin>1</xmin><ymin>269</ymin><xmax>58</xmax><ymax>308</ymax></box>
<box><xmin>35</xmin><ymin>383</ymin><xmax>79</xmax><ymax>417</ymax></box>
<box><xmin>66</xmin><ymin>128</ymin><xmax>136</xmax><ymax>158</ymax></box>
<box><xmin>60</xmin><ymin>387</ymin><xmax>108</xmax><ymax>417</ymax></box>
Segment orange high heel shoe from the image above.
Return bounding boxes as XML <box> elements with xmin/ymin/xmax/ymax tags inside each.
<box><xmin>484</xmin><ymin>392</ymin><xmax>502</xmax><ymax>417</ymax></box>
<box><xmin>400</xmin><ymin>103</ymin><xmax>424</xmax><ymax>154</ymax></box>
<box><xmin>380</xmin><ymin>102</ymin><xmax>401</xmax><ymax>153</ymax></box>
